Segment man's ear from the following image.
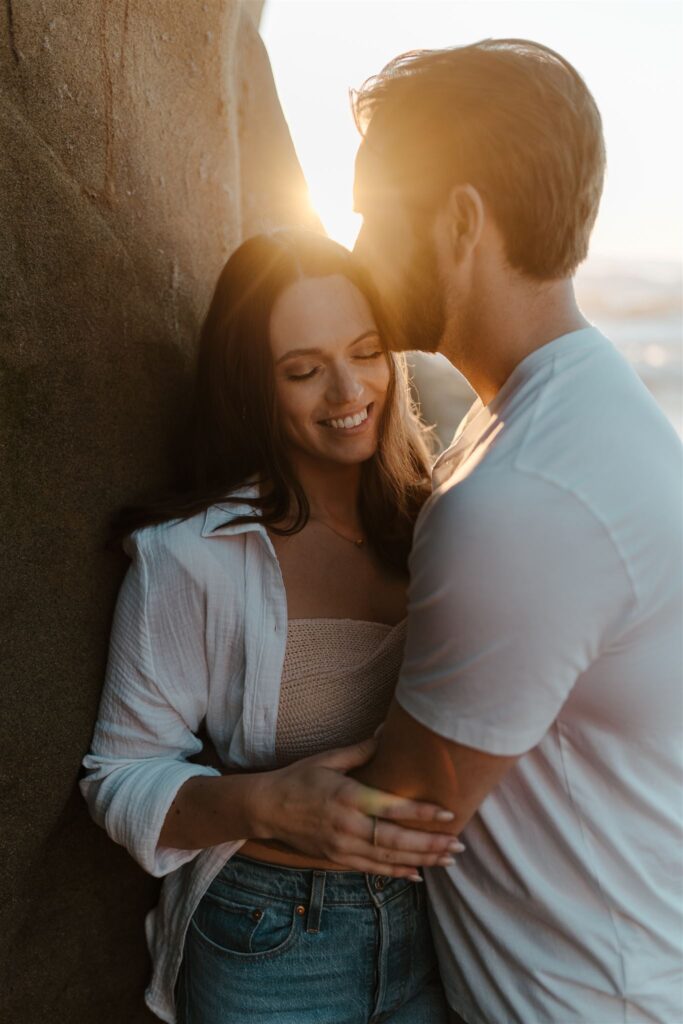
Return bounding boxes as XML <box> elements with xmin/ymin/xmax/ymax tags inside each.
<box><xmin>445</xmin><ymin>184</ymin><xmax>485</xmax><ymax>264</ymax></box>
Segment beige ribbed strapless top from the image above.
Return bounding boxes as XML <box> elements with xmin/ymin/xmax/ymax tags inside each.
<box><xmin>274</xmin><ymin>617</ymin><xmax>407</xmax><ymax>766</ymax></box>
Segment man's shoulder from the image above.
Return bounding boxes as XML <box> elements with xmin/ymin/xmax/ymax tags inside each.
<box><xmin>429</xmin><ymin>334</ymin><xmax>678</xmax><ymax>539</ymax></box>
<box><xmin>414</xmin><ymin>460</ymin><xmax>619</xmax><ymax>590</ymax></box>
<box><xmin>514</xmin><ymin>333</ymin><xmax>678</xmax><ymax>481</ymax></box>
<box><xmin>425</xmin><ymin>460</ymin><xmax>573</xmax><ymax>531</ymax></box>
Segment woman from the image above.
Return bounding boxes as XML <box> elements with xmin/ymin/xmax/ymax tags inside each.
<box><xmin>81</xmin><ymin>230</ymin><xmax>461</xmax><ymax>1024</ymax></box>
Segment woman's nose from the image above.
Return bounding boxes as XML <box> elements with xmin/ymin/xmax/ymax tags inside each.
<box><xmin>326</xmin><ymin>362</ymin><xmax>363</xmax><ymax>406</ymax></box>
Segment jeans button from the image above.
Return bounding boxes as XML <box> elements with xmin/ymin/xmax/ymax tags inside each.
<box><xmin>374</xmin><ymin>877</ymin><xmax>385</xmax><ymax>891</ymax></box>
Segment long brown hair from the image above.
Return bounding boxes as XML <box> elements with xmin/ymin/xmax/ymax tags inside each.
<box><xmin>117</xmin><ymin>229</ymin><xmax>433</xmax><ymax>570</ymax></box>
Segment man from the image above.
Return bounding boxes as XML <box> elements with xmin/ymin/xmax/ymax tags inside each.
<box><xmin>351</xmin><ymin>40</ymin><xmax>683</xmax><ymax>1023</ymax></box>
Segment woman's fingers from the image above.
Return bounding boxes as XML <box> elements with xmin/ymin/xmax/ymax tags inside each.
<box><xmin>351</xmin><ymin>847</ymin><xmax>456</xmax><ymax>869</ymax></box>
<box><xmin>369</xmin><ymin>794</ymin><xmax>456</xmax><ymax>824</ymax></box>
<box><xmin>269</xmin><ymin>761</ymin><xmax>459</xmax><ymax>866</ymax></box>
<box><xmin>322</xmin><ymin>807</ymin><xmax>464</xmax><ymax>868</ymax></box>
<box><xmin>336</xmin><ymin>777</ymin><xmax>455</xmax><ymax>826</ymax></box>
<box><xmin>324</xmin><ymin>835</ymin><xmax>459</xmax><ymax>874</ymax></box>
<box><xmin>344</xmin><ymin>836</ymin><xmax>462</xmax><ymax>869</ymax></box>
<box><xmin>370</xmin><ymin>818</ymin><xmax>465</xmax><ymax>856</ymax></box>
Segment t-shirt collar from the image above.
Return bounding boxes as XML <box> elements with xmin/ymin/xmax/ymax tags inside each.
<box><xmin>432</xmin><ymin>325</ymin><xmax>604</xmax><ymax>485</ymax></box>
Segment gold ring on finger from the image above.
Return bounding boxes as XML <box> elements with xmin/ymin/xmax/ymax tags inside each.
<box><xmin>371</xmin><ymin>815</ymin><xmax>379</xmax><ymax>846</ymax></box>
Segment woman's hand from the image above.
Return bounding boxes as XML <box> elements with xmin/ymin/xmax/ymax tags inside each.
<box><xmin>249</xmin><ymin>737</ymin><xmax>464</xmax><ymax>877</ymax></box>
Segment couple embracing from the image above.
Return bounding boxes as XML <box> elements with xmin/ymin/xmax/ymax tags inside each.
<box><xmin>81</xmin><ymin>40</ymin><xmax>682</xmax><ymax>1024</ymax></box>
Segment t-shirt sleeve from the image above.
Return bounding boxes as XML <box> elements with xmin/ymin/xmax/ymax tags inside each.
<box><xmin>395</xmin><ymin>471</ymin><xmax>633</xmax><ymax>756</ymax></box>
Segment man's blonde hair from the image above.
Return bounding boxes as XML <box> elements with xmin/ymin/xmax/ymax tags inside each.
<box><xmin>352</xmin><ymin>39</ymin><xmax>606</xmax><ymax>280</ymax></box>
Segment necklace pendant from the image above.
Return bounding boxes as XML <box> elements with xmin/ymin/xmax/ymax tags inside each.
<box><xmin>310</xmin><ymin>515</ymin><xmax>365</xmax><ymax>548</ymax></box>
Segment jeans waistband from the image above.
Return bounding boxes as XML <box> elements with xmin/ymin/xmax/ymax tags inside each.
<box><xmin>220</xmin><ymin>853</ymin><xmax>418</xmax><ymax>918</ymax></box>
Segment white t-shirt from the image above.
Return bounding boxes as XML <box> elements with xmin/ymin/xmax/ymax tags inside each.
<box><xmin>396</xmin><ymin>327</ymin><xmax>683</xmax><ymax>1024</ymax></box>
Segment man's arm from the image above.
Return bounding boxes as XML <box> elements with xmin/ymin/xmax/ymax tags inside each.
<box><xmin>354</xmin><ymin>472</ymin><xmax>629</xmax><ymax>833</ymax></box>
<box><xmin>355</xmin><ymin>699</ymin><xmax>517</xmax><ymax>834</ymax></box>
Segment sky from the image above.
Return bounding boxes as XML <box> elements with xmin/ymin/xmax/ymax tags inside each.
<box><xmin>261</xmin><ymin>0</ymin><xmax>683</xmax><ymax>265</ymax></box>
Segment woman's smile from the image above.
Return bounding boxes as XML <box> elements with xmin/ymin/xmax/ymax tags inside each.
<box><xmin>318</xmin><ymin>401</ymin><xmax>374</xmax><ymax>434</ymax></box>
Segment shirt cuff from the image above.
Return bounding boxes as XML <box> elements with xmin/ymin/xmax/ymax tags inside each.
<box><xmin>81</xmin><ymin>756</ymin><xmax>223</xmax><ymax>877</ymax></box>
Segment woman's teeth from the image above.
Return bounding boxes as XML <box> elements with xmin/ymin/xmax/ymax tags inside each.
<box><xmin>324</xmin><ymin>406</ymin><xmax>369</xmax><ymax>430</ymax></box>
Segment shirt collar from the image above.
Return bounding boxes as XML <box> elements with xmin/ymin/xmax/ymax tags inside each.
<box><xmin>431</xmin><ymin>325</ymin><xmax>607</xmax><ymax>486</ymax></box>
<box><xmin>489</xmin><ymin>325</ymin><xmax>605</xmax><ymax>406</ymax></box>
<box><xmin>200</xmin><ymin>484</ymin><xmax>265</xmax><ymax>539</ymax></box>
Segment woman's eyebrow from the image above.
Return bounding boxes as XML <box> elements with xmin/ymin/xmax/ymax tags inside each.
<box><xmin>276</xmin><ymin>330</ymin><xmax>380</xmax><ymax>365</ymax></box>
<box><xmin>276</xmin><ymin>346</ymin><xmax>323</xmax><ymax>365</ymax></box>
<box><xmin>348</xmin><ymin>329</ymin><xmax>380</xmax><ymax>347</ymax></box>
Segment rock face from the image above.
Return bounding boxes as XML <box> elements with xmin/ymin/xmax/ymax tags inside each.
<box><xmin>0</xmin><ymin>3</ymin><xmax>316</xmax><ymax>1020</ymax></box>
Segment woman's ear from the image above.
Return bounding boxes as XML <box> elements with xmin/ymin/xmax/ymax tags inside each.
<box><xmin>445</xmin><ymin>184</ymin><xmax>485</xmax><ymax>265</ymax></box>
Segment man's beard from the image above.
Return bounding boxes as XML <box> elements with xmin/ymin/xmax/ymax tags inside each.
<box><xmin>387</xmin><ymin>231</ymin><xmax>447</xmax><ymax>354</ymax></box>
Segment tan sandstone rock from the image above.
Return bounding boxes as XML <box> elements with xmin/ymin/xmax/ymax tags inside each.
<box><xmin>0</xmin><ymin>3</ymin><xmax>317</xmax><ymax>1020</ymax></box>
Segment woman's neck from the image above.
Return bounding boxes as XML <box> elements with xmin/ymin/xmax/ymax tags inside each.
<box><xmin>287</xmin><ymin>451</ymin><xmax>363</xmax><ymax>525</ymax></box>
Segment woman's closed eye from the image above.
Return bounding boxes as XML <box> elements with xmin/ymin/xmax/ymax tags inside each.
<box><xmin>285</xmin><ymin>349</ymin><xmax>382</xmax><ymax>381</ymax></box>
<box><xmin>354</xmin><ymin>349</ymin><xmax>383</xmax><ymax>361</ymax></box>
<box><xmin>286</xmin><ymin>365</ymin><xmax>320</xmax><ymax>381</ymax></box>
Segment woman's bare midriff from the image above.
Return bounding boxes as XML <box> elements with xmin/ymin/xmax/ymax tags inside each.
<box><xmin>240</xmin><ymin>838</ymin><xmax>352</xmax><ymax>871</ymax></box>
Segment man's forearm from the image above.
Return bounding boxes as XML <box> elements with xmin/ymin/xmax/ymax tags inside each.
<box><xmin>354</xmin><ymin>699</ymin><xmax>516</xmax><ymax>834</ymax></box>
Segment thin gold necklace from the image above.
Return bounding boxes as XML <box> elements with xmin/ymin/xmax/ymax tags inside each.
<box><xmin>309</xmin><ymin>515</ymin><xmax>365</xmax><ymax>547</ymax></box>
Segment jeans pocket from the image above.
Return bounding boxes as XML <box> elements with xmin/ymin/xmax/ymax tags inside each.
<box><xmin>190</xmin><ymin>882</ymin><xmax>299</xmax><ymax>960</ymax></box>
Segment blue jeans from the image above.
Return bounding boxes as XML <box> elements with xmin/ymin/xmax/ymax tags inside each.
<box><xmin>177</xmin><ymin>853</ymin><xmax>449</xmax><ymax>1023</ymax></box>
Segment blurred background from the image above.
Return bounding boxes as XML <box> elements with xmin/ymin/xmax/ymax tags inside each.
<box><xmin>261</xmin><ymin>0</ymin><xmax>683</xmax><ymax>435</ymax></box>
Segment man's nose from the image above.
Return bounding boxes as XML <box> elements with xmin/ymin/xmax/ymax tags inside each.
<box><xmin>327</xmin><ymin>362</ymin><xmax>364</xmax><ymax>405</ymax></box>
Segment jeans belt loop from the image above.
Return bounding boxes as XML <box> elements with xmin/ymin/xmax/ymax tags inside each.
<box><xmin>306</xmin><ymin>870</ymin><xmax>326</xmax><ymax>933</ymax></box>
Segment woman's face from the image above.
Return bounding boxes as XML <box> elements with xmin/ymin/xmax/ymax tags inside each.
<box><xmin>270</xmin><ymin>274</ymin><xmax>391</xmax><ymax>467</ymax></box>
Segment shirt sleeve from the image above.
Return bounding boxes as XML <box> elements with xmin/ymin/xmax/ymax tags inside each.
<box><xmin>80</xmin><ymin>526</ymin><xmax>224</xmax><ymax>877</ymax></box>
<box><xmin>395</xmin><ymin>470</ymin><xmax>634</xmax><ymax>756</ymax></box>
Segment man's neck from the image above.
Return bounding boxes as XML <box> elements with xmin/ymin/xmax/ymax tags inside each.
<box><xmin>447</xmin><ymin>277</ymin><xmax>589</xmax><ymax>406</ymax></box>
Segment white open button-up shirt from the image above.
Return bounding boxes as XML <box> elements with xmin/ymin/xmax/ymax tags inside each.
<box><xmin>80</xmin><ymin>490</ymin><xmax>289</xmax><ymax>1023</ymax></box>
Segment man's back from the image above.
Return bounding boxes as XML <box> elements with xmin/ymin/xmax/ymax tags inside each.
<box><xmin>396</xmin><ymin>327</ymin><xmax>683</xmax><ymax>1023</ymax></box>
